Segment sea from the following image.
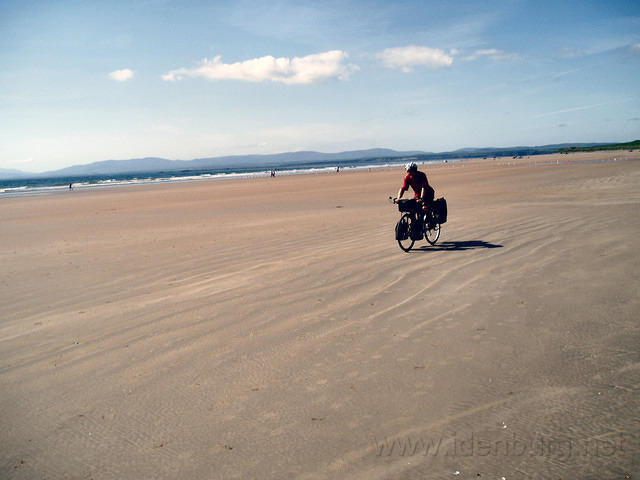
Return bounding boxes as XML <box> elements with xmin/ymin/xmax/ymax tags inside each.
<box><xmin>0</xmin><ymin>156</ymin><xmax>432</xmax><ymax>198</ymax></box>
<box><xmin>2</xmin><ymin>154</ymin><xmax>632</xmax><ymax>198</ymax></box>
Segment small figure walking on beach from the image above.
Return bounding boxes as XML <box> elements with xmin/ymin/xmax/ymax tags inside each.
<box><xmin>69</xmin><ymin>183</ymin><xmax>73</xmax><ymax>190</ymax></box>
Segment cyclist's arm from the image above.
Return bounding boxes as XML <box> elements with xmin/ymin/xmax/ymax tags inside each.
<box><xmin>420</xmin><ymin>179</ymin><xmax>433</xmax><ymax>202</ymax></box>
<box><xmin>396</xmin><ymin>175</ymin><xmax>411</xmax><ymax>201</ymax></box>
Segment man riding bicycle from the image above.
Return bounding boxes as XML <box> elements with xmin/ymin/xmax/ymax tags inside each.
<box><xmin>392</xmin><ymin>162</ymin><xmax>445</xmax><ymax>250</ymax></box>
<box><xmin>394</xmin><ymin>162</ymin><xmax>435</xmax><ymax>227</ymax></box>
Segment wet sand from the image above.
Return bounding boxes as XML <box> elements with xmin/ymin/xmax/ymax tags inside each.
<box><xmin>1</xmin><ymin>151</ymin><xmax>639</xmax><ymax>479</ymax></box>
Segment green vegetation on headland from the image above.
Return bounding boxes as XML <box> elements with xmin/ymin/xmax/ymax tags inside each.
<box><xmin>558</xmin><ymin>140</ymin><xmax>640</xmax><ymax>153</ymax></box>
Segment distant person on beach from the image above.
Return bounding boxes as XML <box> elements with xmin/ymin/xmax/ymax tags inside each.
<box><xmin>393</xmin><ymin>162</ymin><xmax>435</xmax><ymax>223</ymax></box>
<box><xmin>69</xmin><ymin>183</ymin><xmax>73</xmax><ymax>190</ymax></box>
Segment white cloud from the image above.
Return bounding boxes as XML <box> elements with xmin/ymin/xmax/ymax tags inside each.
<box><xmin>630</xmin><ymin>43</ymin><xmax>640</xmax><ymax>54</ymax></box>
<box><xmin>242</xmin><ymin>123</ymin><xmax>380</xmax><ymax>154</ymax></box>
<box><xmin>462</xmin><ymin>48</ymin><xmax>520</xmax><ymax>62</ymax></box>
<box><xmin>560</xmin><ymin>46</ymin><xmax>587</xmax><ymax>58</ymax></box>
<box><xmin>376</xmin><ymin>45</ymin><xmax>453</xmax><ymax>72</ymax></box>
<box><xmin>109</xmin><ymin>68</ymin><xmax>134</xmax><ymax>81</ymax></box>
<box><xmin>162</xmin><ymin>50</ymin><xmax>357</xmax><ymax>85</ymax></box>
<box><xmin>532</xmin><ymin>101</ymin><xmax>615</xmax><ymax>119</ymax></box>
<box><xmin>10</xmin><ymin>157</ymin><xmax>36</xmax><ymax>167</ymax></box>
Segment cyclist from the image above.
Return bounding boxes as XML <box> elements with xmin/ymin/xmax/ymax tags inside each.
<box><xmin>394</xmin><ymin>162</ymin><xmax>436</xmax><ymax>232</ymax></box>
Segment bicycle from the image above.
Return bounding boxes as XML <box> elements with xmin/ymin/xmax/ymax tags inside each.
<box><xmin>390</xmin><ymin>197</ymin><xmax>444</xmax><ymax>252</ymax></box>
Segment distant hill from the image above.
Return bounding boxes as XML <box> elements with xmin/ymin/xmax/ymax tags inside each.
<box><xmin>46</xmin><ymin>157</ymin><xmax>180</xmax><ymax>177</ymax></box>
<box><xmin>0</xmin><ymin>142</ymin><xmax>634</xmax><ymax>179</ymax></box>
<box><xmin>7</xmin><ymin>148</ymin><xmax>428</xmax><ymax>178</ymax></box>
<box><xmin>448</xmin><ymin>143</ymin><xmax>608</xmax><ymax>157</ymax></box>
<box><xmin>558</xmin><ymin>140</ymin><xmax>639</xmax><ymax>153</ymax></box>
<box><xmin>0</xmin><ymin>168</ymin><xmax>32</xmax><ymax>179</ymax></box>
<box><xmin>182</xmin><ymin>148</ymin><xmax>427</xmax><ymax>171</ymax></box>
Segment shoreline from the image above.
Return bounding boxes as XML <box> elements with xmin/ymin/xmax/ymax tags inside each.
<box><xmin>2</xmin><ymin>149</ymin><xmax>638</xmax><ymax>199</ymax></box>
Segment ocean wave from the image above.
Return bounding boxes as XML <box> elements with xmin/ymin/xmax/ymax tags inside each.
<box><xmin>0</xmin><ymin>159</ymin><xmax>445</xmax><ymax>197</ymax></box>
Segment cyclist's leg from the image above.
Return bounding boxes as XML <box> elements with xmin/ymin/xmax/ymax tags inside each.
<box><xmin>417</xmin><ymin>200</ymin><xmax>427</xmax><ymax>231</ymax></box>
<box><xmin>423</xmin><ymin>187</ymin><xmax>435</xmax><ymax>227</ymax></box>
<box><xmin>411</xmin><ymin>206</ymin><xmax>422</xmax><ymax>238</ymax></box>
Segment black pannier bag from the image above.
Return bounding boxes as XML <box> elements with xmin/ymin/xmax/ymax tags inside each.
<box><xmin>410</xmin><ymin>222</ymin><xmax>423</xmax><ymax>240</ymax></box>
<box><xmin>395</xmin><ymin>218</ymin><xmax>409</xmax><ymax>240</ymax></box>
<box><xmin>397</xmin><ymin>199</ymin><xmax>418</xmax><ymax>212</ymax></box>
<box><xmin>433</xmin><ymin>197</ymin><xmax>447</xmax><ymax>223</ymax></box>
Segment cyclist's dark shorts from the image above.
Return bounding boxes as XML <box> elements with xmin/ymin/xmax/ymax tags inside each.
<box><xmin>424</xmin><ymin>186</ymin><xmax>434</xmax><ymax>203</ymax></box>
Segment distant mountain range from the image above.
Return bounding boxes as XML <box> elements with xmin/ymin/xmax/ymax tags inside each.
<box><xmin>0</xmin><ymin>168</ymin><xmax>31</xmax><ymax>179</ymax></box>
<box><xmin>0</xmin><ymin>143</ymin><xmax>614</xmax><ymax>179</ymax></box>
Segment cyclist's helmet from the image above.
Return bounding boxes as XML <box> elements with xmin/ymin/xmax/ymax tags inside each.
<box><xmin>405</xmin><ymin>162</ymin><xmax>418</xmax><ymax>172</ymax></box>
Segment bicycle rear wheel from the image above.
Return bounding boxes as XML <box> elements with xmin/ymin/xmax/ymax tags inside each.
<box><xmin>396</xmin><ymin>213</ymin><xmax>415</xmax><ymax>252</ymax></box>
<box><xmin>425</xmin><ymin>219</ymin><xmax>441</xmax><ymax>245</ymax></box>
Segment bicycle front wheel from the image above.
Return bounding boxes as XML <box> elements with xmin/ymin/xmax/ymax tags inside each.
<box><xmin>396</xmin><ymin>214</ymin><xmax>415</xmax><ymax>252</ymax></box>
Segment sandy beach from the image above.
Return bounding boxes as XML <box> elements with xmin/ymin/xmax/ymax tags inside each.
<box><xmin>1</xmin><ymin>151</ymin><xmax>639</xmax><ymax>479</ymax></box>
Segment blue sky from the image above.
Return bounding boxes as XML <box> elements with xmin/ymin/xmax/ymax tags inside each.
<box><xmin>1</xmin><ymin>0</ymin><xmax>639</xmax><ymax>172</ymax></box>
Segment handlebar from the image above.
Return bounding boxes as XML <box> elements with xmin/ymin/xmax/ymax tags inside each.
<box><xmin>389</xmin><ymin>196</ymin><xmax>425</xmax><ymax>205</ymax></box>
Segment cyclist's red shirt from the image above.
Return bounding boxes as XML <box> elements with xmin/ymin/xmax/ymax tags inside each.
<box><xmin>402</xmin><ymin>170</ymin><xmax>432</xmax><ymax>199</ymax></box>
